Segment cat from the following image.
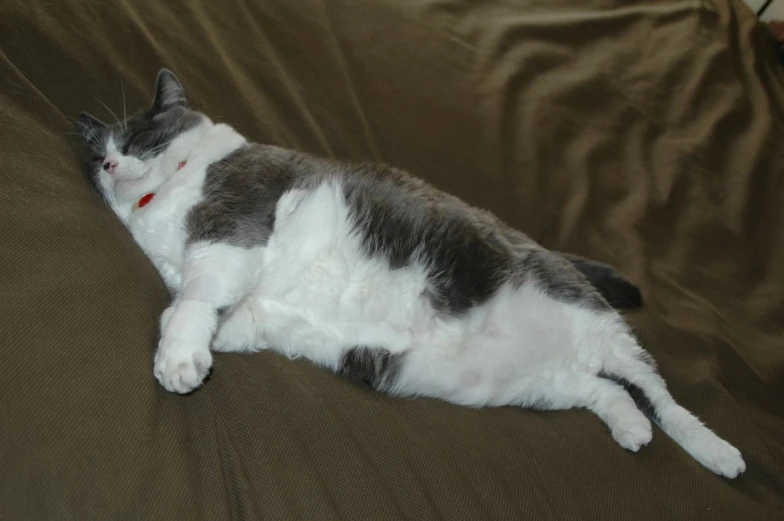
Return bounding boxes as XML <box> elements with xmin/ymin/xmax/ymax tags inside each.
<box><xmin>77</xmin><ymin>69</ymin><xmax>744</xmax><ymax>478</ymax></box>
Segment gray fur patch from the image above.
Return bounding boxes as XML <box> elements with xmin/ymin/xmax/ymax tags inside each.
<box><xmin>186</xmin><ymin>145</ymin><xmax>299</xmax><ymax>247</ymax></box>
<box><xmin>339</xmin><ymin>346</ymin><xmax>404</xmax><ymax>392</ymax></box>
<box><xmin>341</xmin><ymin>165</ymin><xmax>512</xmax><ymax>316</ymax></box>
<box><xmin>519</xmin><ymin>249</ymin><xmax>610</xmax><ymax>310</ymax></box>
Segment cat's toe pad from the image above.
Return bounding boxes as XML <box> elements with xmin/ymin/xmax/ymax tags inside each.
<box><xmin>154</xmin><ymin>342</ymin><xmax>212</xmax><ymax>394</ymax></box>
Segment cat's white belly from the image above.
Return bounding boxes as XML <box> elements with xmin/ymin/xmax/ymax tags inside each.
<box><xmin>251</xmin><ymin>230</ymin><xmax>438</xmax><ymax>370</ymax></box>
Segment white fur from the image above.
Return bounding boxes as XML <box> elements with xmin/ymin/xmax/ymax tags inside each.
<box><xmin>98</xmin><ymin>116</ymin><xmax>745</xmax><ymax>478</ymax></box>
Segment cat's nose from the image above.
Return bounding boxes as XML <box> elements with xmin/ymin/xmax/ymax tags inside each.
<box><xmin>103</xmin><ymin>160</ymin><xmax>118</xmax><ymax>174</ymax></box>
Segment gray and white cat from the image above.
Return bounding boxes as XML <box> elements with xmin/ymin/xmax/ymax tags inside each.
<box><xmin>78</xmin><ymin>69</ymin><xmax>745</xmax><ymax>478</ymax></box>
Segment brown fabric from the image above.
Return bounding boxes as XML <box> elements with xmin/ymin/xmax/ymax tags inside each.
<box><xmin>1</xmin><ymin>0</ymin><xmax>783</xmax><ymax>518</ymax></box>
<box><xmin>770</xmin><ymin>21</ymin><xmax>784</xmax><ymax>43</ymax></box>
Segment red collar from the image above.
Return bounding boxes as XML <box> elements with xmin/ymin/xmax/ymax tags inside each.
<box><xmin>132</xmin><ymin>160</ymin><xmax>187</xmax><ymax>212</ymax></box>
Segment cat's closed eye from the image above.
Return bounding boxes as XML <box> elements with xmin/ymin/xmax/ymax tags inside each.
<box><xmin>120</xmin><ymin>135</ymin><xmax>138</xmax><ymax>155</ymax></box>
<box><xmin>122</xmin><ymin>131</ymin><xmax>162</xmax><ymax>158</ymax></box>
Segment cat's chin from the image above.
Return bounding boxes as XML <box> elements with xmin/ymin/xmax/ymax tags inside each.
<box><xmin>114</xmin><ymin>178</ymin><xmax>150</xmax><ymax>201</ymax></box>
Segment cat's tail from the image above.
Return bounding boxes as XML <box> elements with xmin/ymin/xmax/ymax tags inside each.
<box><xmin>560</xmin><ymin>253</ymin><xmax>643</xmax><ymax>310</ymax></box>
<box><xmin>600</xmin><ymin>348</ymin><xmax>746</xmax><ymax>478</ymax></box>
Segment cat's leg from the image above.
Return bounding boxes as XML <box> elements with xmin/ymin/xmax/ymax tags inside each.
<box><xmin>212</xmin><ymin>301</ymin><xmax>267</xmax><ymax>353</ymax></box>
<box><xmin>154</xmin><ymin>243</ymin><xmax>259</xmax><ymax>394</ymax></box>
<box><xmin>526</xmin><ymin>372</ymin><xmax>653</xmax><ymax>451</ymax></box>
<box><xmin>516</xmin><ymin>249</ymin><xmax>744</xmax><ymax>476</ymax></box>
<box><xmin>496</xmin><ymin>249</ymin><xmax>744</xmax><ymax>477</ymax></box>
<box><xmin>599</xmin><ymin>338</ymin><xmax>746</xmax><ymax>478</ymax></box>
<box><xmin>560</xmin><ymin>305</ymin><xmax>745</xmax><ymax>477</ymax></box>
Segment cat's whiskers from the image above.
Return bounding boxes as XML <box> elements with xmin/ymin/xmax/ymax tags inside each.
<box><xmin>95</xmin><ymin>98</ymin><xmax>122</xmax><ymax>130</ymax></box>
<box><xmin>120</xmin><ymin>79</ymin><xmax>128</xmax><ymax>131</ymax></box>
<box><xmin>141</xmin><ymin>140</ymin><xmax>175</xmax><ymax>160</ymax></box>
<box><xmin>82</xmin><ymin>115</ymin><xmax>99</xmax><ymax>141</ymax></box>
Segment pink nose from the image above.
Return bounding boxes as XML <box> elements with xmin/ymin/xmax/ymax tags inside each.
<box><xmin>103</xmin><ymin>160</ymin><xmax>118</xmax><ymax>174</ymax></box>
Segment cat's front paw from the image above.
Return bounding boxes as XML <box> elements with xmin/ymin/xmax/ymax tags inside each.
<box><xmin>153</xmin><ymin>340</ymin><xmax>212</xmax><ymax>394</ymax></box>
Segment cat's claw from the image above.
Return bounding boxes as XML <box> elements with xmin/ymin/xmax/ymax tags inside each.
<box><xmin>153</xmin><ymin>341</ymin><xmax>212</xmax><ymax>394</ymax></box>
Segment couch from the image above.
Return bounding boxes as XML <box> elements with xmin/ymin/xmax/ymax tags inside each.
<box><xmin>1</xmin><ymin>0</ymin><xmax>783</xmax><ymax>518</ymax></box>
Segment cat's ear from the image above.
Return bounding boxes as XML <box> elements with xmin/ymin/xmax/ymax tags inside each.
<box><xmin>77</xmin><ymin>112</ymin><xmax>106</xmax><ymax>144</ymax></box>
<box><xmin>151</xmin><ymin>68</ymin><xmax>186</xmax><ymax>112</ymax></box>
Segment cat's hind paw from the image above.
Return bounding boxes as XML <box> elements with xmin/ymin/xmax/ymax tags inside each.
<box><xmin>153</xmin><ymin>341</ymin><xmax>212</xmax><ymax>394</ymax></box>
<box><xmin>611</xmin><ymin>414</ymin><xmax>653</xmax><ymax>452</ymax></box>
<box><xmin>687</xmin><ymin>433</ymin><xmax>746</xmax><ymax>479</ymax></box>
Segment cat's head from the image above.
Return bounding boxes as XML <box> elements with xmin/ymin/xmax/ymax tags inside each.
<box><xmin>78</xmin><ymin>69</ymin><xmax>210</xmax><ymax>210</ymax></box>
